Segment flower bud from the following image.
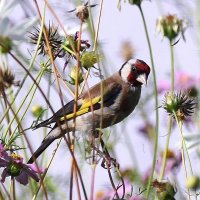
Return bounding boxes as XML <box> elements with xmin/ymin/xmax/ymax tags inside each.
<box><xmin>75</xmin><ymin>5</ymin><xmax>89</xmax><ymax>22</ymax></box>
<box><xmin>0</xmin><ymin>36</ymin><xmax>12</xmax><ymax>54</ymax></box>
<box><xmin>129</xmin><ymin>0</ymin><xmax>142</xmax><ymax>6</ymax></box>
<box><xmin>80</xmin><ymin>51</ymin><xmax>100</xmax><ymax>70</ymax></box>
<box><xmin>69</xmin><ymin>66</ymin><xmax>84</xmax><ymax>85</ymax></box>
<box><xmin>156</xmin><ymin>14</ymin><xmax>187</xmax><ymax>41</ymax></box>
<box><xmin>185</xmin><ymin>176</ymin><xmax>200</xmax><ymax>190</ymax></box>
<box><xmin>31</xmin><ymin>105</ymin><xmax>44</xmax><ymax>118</ymax></box>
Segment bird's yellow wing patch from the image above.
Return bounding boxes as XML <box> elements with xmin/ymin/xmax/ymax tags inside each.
<box><xmin>59</xmin><ymin>96</ymin><xmax>101</xmax><ymax>121</ymax></box>
<box><xmin>79</xmin><ymin>96</ymin><xmax>101</xmax><ymax>110</ymax></box>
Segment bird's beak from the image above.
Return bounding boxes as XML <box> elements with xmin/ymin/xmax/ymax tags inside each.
<box><xmin>136</xmin><ymin>73</ymin><xmax>147</xmax><ymax>85</ymax></box>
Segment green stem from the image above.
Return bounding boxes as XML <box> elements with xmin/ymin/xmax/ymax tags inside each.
<box><xmin>3</xmin><ymin>69</ymin><xmax>44</xmax><ymax>139</ymax></box>
<box><xmin>173</xmin><ymin>112</ymin><xmax>191</xmax><ymax>200</ymax></box>
<box><xmin>159</xmin><ymin>40</ymin><xmax>174</xmax><ymax>181</ymax></box>
<box><xmin>170</xmin><ymin>41</ymin><xmax>174</xmax><ymax>93</ymax></box>
<box><xmin>159</xmin><ymin>117</ymin><xmax>172</xmax><ymax>180</ymax></box>
<box><xmin>138</xmin><ymin>5</ymin><xmax>159</xmax><ymax>198</ymax></box>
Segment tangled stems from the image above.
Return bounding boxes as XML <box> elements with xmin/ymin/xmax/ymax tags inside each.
<box><xmin>173</xmin><ymin>110</ymin><xmax>197</xmax><ymax>200</ymax></box>
<box><xmin>138</xmin><ymin>5</ymin><xmax>159</xmax><ymax>198</ymax></box>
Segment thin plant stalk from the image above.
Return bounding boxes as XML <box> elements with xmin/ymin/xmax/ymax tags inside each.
<box><xmin>159</xmin><ymin>117</ymin><xmax>172</xmax><ymax>180</ymax></box>
<box><xmin>173</xmin><ymin>112</ymin><xmax>190</xmax><ymax>200</ymax></box>
<box><xmin>138</xmin><ymin>5</ymin><xmax>159</xmax><ymax>198</ymax></box>
<box><xmin>159</xmin><ymin>41</ymin><xmax>174</xmax><ymax>181</ymax></box>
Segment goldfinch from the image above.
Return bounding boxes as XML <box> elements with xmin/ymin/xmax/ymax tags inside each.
<box><xmin>28</xmin><ymin>59</ymin><xmax>150</xmax><ymax>164</ymax></box>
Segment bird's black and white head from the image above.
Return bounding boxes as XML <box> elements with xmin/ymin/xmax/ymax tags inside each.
<box><xmin>119</xmin><ymin>59</ymin><xmax>150</xmax><ymax>86</ymax></box>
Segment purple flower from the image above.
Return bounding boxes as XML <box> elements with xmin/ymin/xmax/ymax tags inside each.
<box><xmin>0</xmin><ymin>145</ymin><xmax>43</xmax><ymax>185</ymax></box>
<box><xmin>0</xmin><ymin>144</ymin><xmax>8</xmax><ymax>158</ymax></box>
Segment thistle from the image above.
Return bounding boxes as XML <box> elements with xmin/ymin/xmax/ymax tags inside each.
<box><xmin>162</xmin><ymin>91</ymin><xmax>196</xmax><ymax>121</ymax></box>
<box><xmin>29</xmin><ymin>23</ymin><xmax>63</xmax><ymax>57</ymax></box>
<box><xmin>0</xmin><ymin>67</ymin><xmax>19</xmax><ymax>91</ymax></box>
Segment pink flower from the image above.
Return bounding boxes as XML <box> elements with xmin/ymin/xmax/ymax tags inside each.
<box><xmin>0</xmin><ymin>144</ymin><xmax>43</xmax><ymax>185</ymax></box>
<box><xmin>175</xmin><ymin>71</ymin><xmax>196</xmax><ymax>90</ymax></box>
<box><xmin>155</xmin><ymin>150</ymin><xmax>182</xmax><ymax>176</ymax></box>
<box><xmin>157</xmin><ymin>80</ymin><xmax>170</xmax><ymax>94</ymax></box>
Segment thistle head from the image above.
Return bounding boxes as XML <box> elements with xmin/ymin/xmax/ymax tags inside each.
<box><xmin>162</xmin><ymin>91</ymin><xmax>196</xmax><ymax>121</ymax></box>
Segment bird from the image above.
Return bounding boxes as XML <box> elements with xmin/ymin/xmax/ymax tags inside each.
<box><xmin>27</xmin><ymin>58</ymin><xmax>150</xmax><ymax>164</ymax></box>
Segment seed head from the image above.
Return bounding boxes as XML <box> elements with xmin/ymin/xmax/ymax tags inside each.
<box><xmin>0</xmin><ymin>67</ymin><xmax>17</xmax><ymax>91</ymax></box>
<box><xmin>162</xmin><ymin>91</ymin><xmax>196</xmax><ymax>121</ymax></box>
<box><xmin>68</xmin><ymin>2</ymin><xmax>97</xmax><ymax>22</ymax></box>
<box><xmin>29</xmin><ymin>23</ymin><xmax>63</xmax><ymax>57</ymax></box>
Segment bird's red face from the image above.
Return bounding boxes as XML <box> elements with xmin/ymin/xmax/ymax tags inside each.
<box><xmin>120</xmin><ymin>59</ymin><xmax>150</xmax><ymax>86</ymax></box>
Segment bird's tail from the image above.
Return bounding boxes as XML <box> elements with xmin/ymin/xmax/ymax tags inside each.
<box><xmin>27</xmin><ymin>136</ymin><xmax>55</xmax><ymax>164</ymax></box>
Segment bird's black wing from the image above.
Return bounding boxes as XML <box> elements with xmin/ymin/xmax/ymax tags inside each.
<box><xmin>34</xmin><ymin>84</ymin><xmax>122</xmax><ymax>129</ymax></box>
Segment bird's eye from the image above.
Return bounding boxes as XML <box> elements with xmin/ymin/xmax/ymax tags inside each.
<box><xmin>132</xmin><ymin>66</ymin><xmax>136</xmax><ymax>71</ymax></box>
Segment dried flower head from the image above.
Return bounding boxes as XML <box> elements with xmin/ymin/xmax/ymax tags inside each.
<box><xmin>156</xmin><ymin>14</ymin><xmax>187</xmax><ymax>42</ymax></box>
<box><xmin>120</xmin><ymin>41</ymin><xmax>135</xmax><ymax>61</ymax></box>
<box><xmin>0</xmin><ymin>67</ymin><xmax>18</xmax><ymax>91</ymax></box>
<box><xmin>29</xmin><ymin>23</ymin><xmax>63</xmax><ymax>57</ymax></box>
<box><xmin>152</xmin><ymin>180</ymin><xmax>176</xmax><ymax>200</ymax></box>
<box><xmin>68</xmin><ymin>66</ymin><xmax>84</xmax><ymax>85</ymax></box>
<box><xmin>68</xmin><ymin>2</ymin><xmax>97</xmax><ymax>22</ymax></box>
<box><xmin>162</xmin><ymin>91</ymin><xmax>196</xmax><ymax>121</ymax></box>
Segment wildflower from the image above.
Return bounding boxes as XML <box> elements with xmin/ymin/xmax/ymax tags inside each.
<box><xmin>185</xmin><ymin>176</ymin><xmax>200</xmax><ymax>190</ymax></box>
<box><xmin>0</xmin><ymin>67</ymin><xmax>19</xmax><ymax>91</ymax></box>
<box><xmin>68</xmin><ymin>66</ymin><xmax>84</xmax><ymax>85</ymax></box>
<box><xmin>68</xmin><ymin>2</ymin><xmax>97</xmax><ymax>22</ymax></box>
<box><xmin>0</xmin><ymin>144</ymin><xmax>8</xmax><ymax>158</ymax></box>
<box><xmin>162</xmin><ymin>91</ymin><xmax>196</xmax><ymax>121</ymax></box>
<box><xmin>31</xmin><ymin>104</ymin><xmax>44</xmax><ymax>118</ymax></box>
<box><xmin>120</xmin><ymin>41</ymin><xmax>135</xmax><ymax>61</ymax></box>
<box><xmin>0</xmin><ymin>145</ymin><xmax>43</xmax><ymax>185</ymax></box>
<box><xmin>29</xmin><ymin>23</ymin><xmax>63</xmax><ymax>57</ymax></box>
<box><xmin>80</xmin><ymin>51</ymin><xmax>100</xmax><ymax>70</ymax></box>
<box><xmin>152</xmin><ymin>180</ymin><xmax>176</xmax><ymax>200</ymax></box>
<box><xmin>156</xmin><ymin>14</ymin><xmax>187</xmax><ymax>42</ymax></box>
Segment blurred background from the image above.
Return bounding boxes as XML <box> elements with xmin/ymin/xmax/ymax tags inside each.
<box><xmin>0</xmin><ymin>0</ymin><xmax>200</xmax><ymax>199</ymax></box>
